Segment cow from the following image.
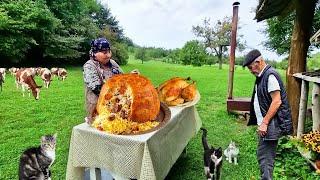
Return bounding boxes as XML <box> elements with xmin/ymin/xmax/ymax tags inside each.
<box><xmin>0</xmin><ymin>72</ymin><xmax>3</xmax><ymax>92</ymax></box>
<box><xmin>26</xmin><ymin>68</ymin><xmax>37</xmax><ymax>77</ymax></box>
<box><xmin>0</xmin><ymin>68</ymin><xmax>6</xmax><ymax>80</ymax></box>
<box><xmin>9</xmin><ymin>67</ymin><xmax>19</xmax><ymax>76</ymax></box>
<box><xmin>58</xmin><ymin>68</ymin><xmax>67</xmax><ymax>81</ymax></box>
<box><xmin>51</xmin><ymin>67</ymin><xmax>59</xmax><ymax>77</ymax></box>
<box><xmin>39</xmin><ymin>68</ymin><xmax>52</xmax><ymax>88</ymax></box>
<box><xmin>36</xmin><ymin>67</ymin><xmax>43</xmax><ymax>76</ymax></box>
<box><xmin>15</xmin><ymin>69</ymin><xmax>42</xmax><ymax>100</ymax></box>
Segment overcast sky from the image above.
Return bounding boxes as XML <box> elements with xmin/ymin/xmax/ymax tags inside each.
<box><xmin>100</xmin><ymin>0</ymin><xmax>284</xmax><ymax>60</ymax></box>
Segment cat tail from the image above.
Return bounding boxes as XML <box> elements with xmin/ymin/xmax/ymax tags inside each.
<box><xmin>200</xmin><ymin>127</ymin><xmax>210</xmax><ymax>150</ymax></box>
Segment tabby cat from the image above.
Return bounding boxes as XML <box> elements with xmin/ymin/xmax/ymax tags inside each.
<box><xmin>200</xmin><ymin>127</ymin><xmax>223</xmax><ymax>180</ymax></box>
<box><xmin>19</xmin><ymin>134</ymin><xmax>57</xmax><ymax>180</ymax></box>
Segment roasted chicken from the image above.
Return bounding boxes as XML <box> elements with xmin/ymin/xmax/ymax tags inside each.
<box><xmin>157</xmin><ymin>77</ymin><xmax>197</xmax><ymax>106</ymax></box>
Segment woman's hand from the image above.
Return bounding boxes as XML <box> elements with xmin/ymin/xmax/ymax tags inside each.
<box><xmin>130</xmin><ymin>69</ymin><xmax>140</xmax><ymax>74</ymax></box>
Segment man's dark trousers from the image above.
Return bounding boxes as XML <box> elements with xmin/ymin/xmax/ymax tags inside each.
<box><xmin>257</xmin><ymin>137</ymin><xmax>278</xmax><ymax>180</ymax></box>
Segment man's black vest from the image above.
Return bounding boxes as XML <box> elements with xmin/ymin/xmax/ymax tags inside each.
<box><xmin>248</xmin><ymin>65</ymin><xmax>293</xmax><ymax>136</ymax></box>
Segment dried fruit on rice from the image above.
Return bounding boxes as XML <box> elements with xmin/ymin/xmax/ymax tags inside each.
<box><xmin>93</xmin><ymin>73</ymin><xmax>161</xmax><ymax>134</ymax></box>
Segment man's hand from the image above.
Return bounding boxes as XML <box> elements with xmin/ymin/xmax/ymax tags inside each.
<box><xmin>258</xmin><ymin>122</ymin><xmax>268</xmax><ymax>137</ymax></box>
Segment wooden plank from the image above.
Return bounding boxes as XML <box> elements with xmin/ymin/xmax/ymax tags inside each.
<box><xmin>312</xmin><ymin>83</ymin><xmax>320</xmax><ymax>131</ymax></box>
<box><xmin>297</xmin><ymin>80</ymin><xmax>309</xmax><ymax>138</ymax></box>
<box><xmin>293</xmin><ymin>73</ymin><xmax>320</xmax><ymax>83</ymax></box>
<box><xmin>227</xmin><ymin>97</ymin><xmax>251</xmax><ymax>112</ymax></box>
<box><xmin>310</xmin><ymin>29</ymin><xmax>320</xmax><ymax>43</ymax></box>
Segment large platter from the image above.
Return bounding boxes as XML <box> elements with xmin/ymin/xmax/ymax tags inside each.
<box><xmin>174</xmin><ymin>90</ymin><xmax>201</xmax><ymax>108</ymax></box>
<box><xmin>129</xmin><ymin>102</ymin><xmax>171</xmax><ymax>135</ymax></box>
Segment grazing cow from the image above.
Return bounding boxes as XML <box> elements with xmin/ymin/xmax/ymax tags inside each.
<box><xmin>51</xmin><ymin>67</ymin><xmax>59</xmax><ymax>77</ymax></box>
<box><xmin>26</xmin><ymin>68</ymin><xmax>37</xmax><ymax>77</ymax></box>
<box><xmin>39</xmin><ymin>68</ymin><xmax>52</xmax><ymax>88</ymax></box>
<box><xmin>0</xmin><ymin>72</ymin><xmax>3</xmax><ymax>92</ymax></box>
<box><xmin>35</xmin><ymin>67</ymin><xmax>43</xmax><ymax>76</ymax></box>
<box><xmin>0</xmin><ymin>68</ymin><xmax>6</xmax><ymax>80</ymax></box>
<box><xmin>9</xmin><ymin>67</ymin><xmax>19</xmax><ymax>76</ymax></box>
<box><xmin>58</xmin><ymin>68</ymin><xmax>67</xmax><ymax>81</ymax></box>
<box><xmin>15</xmin><ymin>69</ymin><xmax>42</xmax><ymax>100</ymax></box>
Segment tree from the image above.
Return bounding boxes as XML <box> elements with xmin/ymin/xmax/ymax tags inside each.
<box><xmin>263</xmin><ymin>5</ymin><xmax>320</xmax><ymax>55</ymax></box>
<box><xmin>192</xmin><ymin>17</ymin><xmax>245</xmax><ymax>69</ymax></box>
<box><xmin>179</xmin><ymin>40</ymin><xmax>207</xmax><ymax>66</ymax></box>
<box><xmin>135</xmin><ymin>48</ymin><xmax>147</xmax><ymax>64</ymax></box>
<box><xmin>168</xmin><ymin>49</ymin><xmax>181</xmax><ymax>64</ymax></box>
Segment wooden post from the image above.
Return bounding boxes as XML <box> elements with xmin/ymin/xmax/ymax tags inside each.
<box><xmin>297</xmin><ymin>80</ymin><xmax>309</xmax><ymax>138</ymax></box>
<box><xmin>312</xmin><ymin>83</ymin><xmax>320</xmax><ymax>131</ymax></box>
<box><xmin>286</xmin><ymin>0</ymin><xmax>317</xmax><ymax>135</ymax></box>
<box><xmin>227</xmin><ymin>2</ymin><xmax>240</xmax><ymax>99</ymax></box>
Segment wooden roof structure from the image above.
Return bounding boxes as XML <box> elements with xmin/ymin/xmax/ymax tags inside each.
<box><xmin>255</xmin><ymin>0</ymin><xmax>295</xmax><ymax>22</ymax></box>
<box><xmin>310</xmin><ymin>29</ymin><xmax>320</xmax><ymax>43</ymax></box>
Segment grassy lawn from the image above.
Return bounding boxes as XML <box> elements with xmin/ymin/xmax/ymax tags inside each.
<box><xmin>0</xmin><ymin>57</ymin><xmax>315</xmax><ymax>179</ymax></box>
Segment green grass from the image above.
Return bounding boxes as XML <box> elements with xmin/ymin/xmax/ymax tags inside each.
<box><xmin>0</xmin><ymin>58</ymin><xmax>313</xmax><ymax>179</ymax></box>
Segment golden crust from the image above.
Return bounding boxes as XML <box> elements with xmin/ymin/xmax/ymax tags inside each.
<box><xmin>181</xmin><ymin>83</ymin><xmax>197</xmax><ymax>102</ymax></box>
<box><xmin>158</xmin><ymin>77</ymin><xmax>189</xmax><ymax>102</ymax></box>
<box><xmin>157</xmin><ymin>77</ymin><xmax>197</xmax><ymax>106</ymax></box>
<box><xmin>97</xmin><ymin>74</ymin><xmax>160</xmax><ymax>123</ymax></box>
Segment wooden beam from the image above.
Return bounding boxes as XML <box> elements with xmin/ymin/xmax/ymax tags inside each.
<box><xmin>255</xmin><ymin>0</ymin><xmax>293</xmax><ymax>22</ymax></box>
<box><xmin>312</xmin><ymin>83</ymin><xmax>320</xmax><ymax>131</ymax></box>
<box><xmin>310</xmin><ymin>29</ymin><xmax>320</xmax><ymax>43</ymax></box>
<box><xmin>293</xmin><ymin>73</ymin><xmax>320</xmax><ymax>84</ymax></box>
<box><xmin>297</xmin><ymin>80</ymin><xmax>309</xmax><ymax>138</ymax></box>
<box><xmin>287</xmin><ymin>0</ymin><xmax>317</xmax><ymax>135</ymax></box>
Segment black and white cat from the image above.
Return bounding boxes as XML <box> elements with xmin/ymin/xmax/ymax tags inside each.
<box><xmin>201</xmin><ymin>127</ymin><xmax>223</xmax><ymax>180</ymax></box>
<box><xmin>19</xmin><ymin>134</ymin><xmax>57</xmax><ymax>180</ymax></box>
<box><xmin>224</xmin><ymin>141</ymin><xmax>239</xmax><ymax>165</ymax></box>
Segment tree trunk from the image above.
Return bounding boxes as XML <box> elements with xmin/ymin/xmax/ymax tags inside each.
<box><xmin>287</xmin><ymin>0</ymin><xmax>317</xmax><ymax>135</ymax></box>
<box><xmin>218</xmin><ymin>45</ymin><xmax>222</xmax><ymax>69</ymax></box>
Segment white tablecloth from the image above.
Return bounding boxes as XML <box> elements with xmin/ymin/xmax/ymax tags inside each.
<box><xmin>66</xmin><ymin>105</ymin><xmax>201</xmax><ymax>180</ymax></box>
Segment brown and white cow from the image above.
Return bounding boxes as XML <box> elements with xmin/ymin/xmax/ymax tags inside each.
<box><xmin>0</xmin><ymin>68</ymin><xmax>6</xmax><ymax>80</ymax></box>
<box><xmin>9</xmin><ymin>67</ymin><xmax>19</xmax><ymax>76</ymax></box>
<box><xmin>58</xmin><ymin>68</ymin><xmax>67</xmax><ymax>81</ymax></box>
<box><xmin>51</xmin><ymin>67</ymin><xmax>59</xmax><ymax>77</ymax></box>
<box><xmin>26</xmin><ymin>68</ymin><xmax>37</xmax><ymax>77</ymax></box>
<box><xmin>39</xmin><ymin>68</ymin><xmax>52</xmax><ymax>88</ymax></box>
<box><xmin>15</xmin><ymin>69</ymin><xmax>42</xmax><ymax>100</ymax></box>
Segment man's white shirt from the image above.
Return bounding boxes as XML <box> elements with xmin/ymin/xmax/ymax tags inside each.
<box><xmin>254</xmin><ymin>66</ymin><xmax>280</xmax><ymax>125</ymax></box>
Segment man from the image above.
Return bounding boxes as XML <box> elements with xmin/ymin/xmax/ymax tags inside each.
<box><xmin>243</xmin><ymin>49</ymin><xmax>293</xmax><ymax>180</ymax></box>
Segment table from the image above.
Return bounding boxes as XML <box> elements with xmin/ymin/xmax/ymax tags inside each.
<box><xmin>66</xmin><ymin>105</ymin><xmax>201</xmax><ymax>180</ymax></box>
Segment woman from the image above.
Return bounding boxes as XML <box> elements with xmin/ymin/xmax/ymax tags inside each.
<box><xmin>83</xmin><ymin>37</ymin><xmax>123</xmax><ymax>124</ymax></box>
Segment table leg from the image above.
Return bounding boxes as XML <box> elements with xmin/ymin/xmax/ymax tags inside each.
<box><xmin>90</xmin><ymin>168</ymin><xmax>97</xmax><ymax>179</ymax></box>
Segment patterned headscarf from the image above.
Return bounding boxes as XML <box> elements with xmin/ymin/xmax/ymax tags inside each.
<box><xmin>90</xmin><ymin>38</ymin><xmax>110</xmax><ymax>53</ymax></box>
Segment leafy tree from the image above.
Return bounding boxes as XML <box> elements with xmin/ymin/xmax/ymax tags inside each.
<box><xmin>307</xmin><ymin>53</ymin><xmax>320</xmax><ymax>70</ymax></box>
<box><xmin>192</xmin><ymin>17</ymin><xmax>246</xmax><ymax>69</ymax></box>
<box><xmin>168</xmin><ymin>49</ymin><xmax>181</xmax><ymax>64</ymax></box>
<box><xmin>264</xmin><ymin>6</ymin><xmax>320</xmax><ymax>55</ymax></box>
<box><xmin>0</xmin><ymin>0</ymin><xmax>129</xmax><ymax>65</ymax></box>
<box><xmin>179</xmin><ymin>40</ymin><xmax>207</xmax><ymax>66</ymax></box>
<box><xmin>0</xmin><ymin>0</ymin><xmax>59</xmax><ymax>63</ymax></box>
<box><xmin>135</xmin><ymin>48</ymin><xmax>147</xmax><ymax>64</ymax></box>
<box><xmin>111</xmin><ymin>42</ymin><xmax>128</xmax><ymax>65</ymax></box>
